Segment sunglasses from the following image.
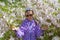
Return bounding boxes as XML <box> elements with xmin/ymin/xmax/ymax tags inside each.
<box><xmin>26</xmin><ymin>14</ymin><xmax>33</xmax><ymax>17</ymax></box>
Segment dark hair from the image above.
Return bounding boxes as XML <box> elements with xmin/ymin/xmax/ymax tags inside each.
<box><xmin>25</xmin><ymin>10</ymin><xmax>34</xmax><ymax>15</ymax></box>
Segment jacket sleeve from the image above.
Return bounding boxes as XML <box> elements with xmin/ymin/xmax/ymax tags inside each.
<box><xmin>15</xmin><ymin>21</ymin><xmax>26</xmax><ymax>38</ymax></box>
<box><xmin>35</xmin><ymin>24</ymin><xmax>44</xmax><ymax>38</ymax></box>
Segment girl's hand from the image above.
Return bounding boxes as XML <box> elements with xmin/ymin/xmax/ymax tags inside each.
<box><xmin>11</xmin><ymin>26</ymin><xmax>19</xmax><ymax>30</ymax></box>
<box><xmin>12</xmin><ymin>27</ymin><xmax>19</xmax><ymax>30</ymax></box>
<box><xmin>41</xmin><ymin>26</ymin><xmax>48</xmax><ymax>30</ymax></box>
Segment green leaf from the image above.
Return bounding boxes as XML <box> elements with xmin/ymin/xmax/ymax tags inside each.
<box><xmin>1</xmin><ymin>6</ymin><xmax>9</xmax><ymax>12</ymax></box>
<box><xmin>52</xmin><ymin>12</ymin><xmax>58</xmax><ymax>16</ymax></box>
<box><xmin>12</xmin><ymin>19</ymin><xmax>22</xmax><ymax>25</ymax></box>
<box><xmin>49</xmin><ymin>3</ymin><xmax>54</xmax><ymax>7</ymax></box>
<box><xmin>3</xmin><ymin>30</ymin><xmax>11</xmax><ymax>40</ymax></box>
<box><xmin>46</xmin><ymin>19</ymin><xmax>51</xmax><ymax>23</ymax></box>
<box><xmin>16</xmin><ymin>16</ymin><xmax>22</xmax><ymax>18</ymax></box>
<box><xmin>1</xmin><ymin>30</ymin><xmax>17</xmax><ymax>40</ymax></box>
<box><xmin>10</xmin><ymin>16</ymin><xmax>15</xmax><ymax>19</ymax></box>
<box><xmin>58</xmin><ymin>0</ymin><xmax>60</xmax><ymax>3</ymax></box>
<box><xmin>43</xmin><ymin>0</ymin><xmax>48</xmax><ymax>3</ymax></box>
<box><xmin>0</xmin><ymin>0</ymin><xmax>9</xmax><ymax>5</ymax></box>
<box><xmin>58</xmin><ymin>7</ymin><xmax>60</xmax><ymax>10</ymax></box>
<box><xmin>0</xmin><ymin>37</ymin><xmax>5</xmax><ymax>40</ymax></box>
<box><xmin>0</xmin><ymin>13</ymin><xmax>3</xmax><ymax>18</ymax></box>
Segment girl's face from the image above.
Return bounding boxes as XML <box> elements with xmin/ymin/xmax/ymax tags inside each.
<box><xmin>25</xmin><ymin>11</ymin><xmax>33</xmax><ymax>20</ymax></box>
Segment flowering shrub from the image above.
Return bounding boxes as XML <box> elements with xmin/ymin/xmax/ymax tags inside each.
<box><xmin>0</xmin><ymin>0</ymin><xmax>60</xmax><ymax>40</ymax></box>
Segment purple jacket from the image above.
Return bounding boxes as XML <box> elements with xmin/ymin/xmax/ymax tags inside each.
<box><xmin>15</xmin><ymin>18</ymin><xmax>44</xmax><ymax>40</ymax></box>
